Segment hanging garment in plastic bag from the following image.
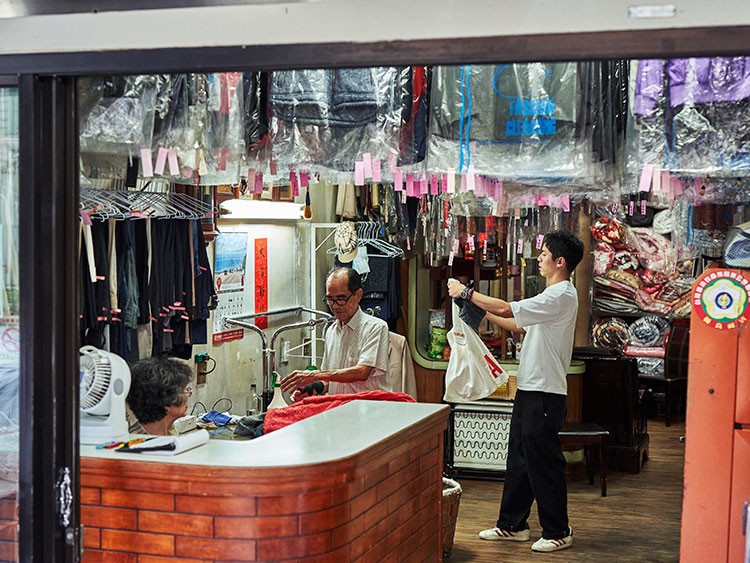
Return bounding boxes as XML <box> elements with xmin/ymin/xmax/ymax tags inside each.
<box><xmin>444</xmin><ymin>303</ymin><xmax>507</xmax><ymax>402</ymax></box>
<box><xmin>724</xmin><ymin>221</ymin><xmax>750</xmax><ymax>268</ymax></box>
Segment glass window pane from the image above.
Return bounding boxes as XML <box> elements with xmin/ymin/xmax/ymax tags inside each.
<box><xmin>0</xmin><ymin>87</ymin><xmax>19</xmax><ymax>562</ymax></box>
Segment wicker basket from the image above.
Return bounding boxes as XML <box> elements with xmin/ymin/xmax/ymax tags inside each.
<box><xmin>489</xmin><ymin>375</ymin><xmax>517</xmax><ymax>400</ymax></box>
<box><xmin>442</xmin><ymin>477</ymin><xmax>462</xmax><ymax>558</ymax></box>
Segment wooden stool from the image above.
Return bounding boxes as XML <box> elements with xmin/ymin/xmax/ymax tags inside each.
<box><xmin>559</xmin><ymin>422</ymin><xmax>610</xmax><ymax>497</ymax></box>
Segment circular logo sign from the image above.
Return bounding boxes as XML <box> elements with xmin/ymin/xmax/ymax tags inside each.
<box><xmin>693</xmin><ymin>270</ymin><xmax>750</xmax><ymax>330</ymax></box>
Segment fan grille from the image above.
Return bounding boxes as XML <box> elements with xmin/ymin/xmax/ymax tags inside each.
<box><xmin>80</xmin><ymin>346</ymin><xmax>112</xmax><ymax>411</ymax></box>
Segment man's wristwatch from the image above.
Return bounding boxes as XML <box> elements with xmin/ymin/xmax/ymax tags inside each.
<box><xmin>460</xmin><ymin>286</ymin><xmax>474</xmax><ymax>300</ymax></box>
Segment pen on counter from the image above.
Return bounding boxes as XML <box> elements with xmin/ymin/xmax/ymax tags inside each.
<box><xmin>115</xmin><ymin>437</ymin><xmax>153</xmax><ymax>450</ymax></box>
<box><xmin>96</xmin><ymin>441</ymin><xmax>121</xmax><ymax>450</ymax></box>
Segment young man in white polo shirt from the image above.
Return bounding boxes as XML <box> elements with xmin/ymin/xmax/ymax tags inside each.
<box><xmin>447</xmin><ymin>230</ymin><xmax>584</xmax><ymax>553</ymax></box>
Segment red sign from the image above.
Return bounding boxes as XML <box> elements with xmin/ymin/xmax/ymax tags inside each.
<box><xmin>255</xmin><ymin>238</ymin><xmax>268</xmax><ymax>329</ymax></box>
<box><xmin>212</xmin><ymin>329</ymin><xmax>244</xmax><ymax>345</ymax></box>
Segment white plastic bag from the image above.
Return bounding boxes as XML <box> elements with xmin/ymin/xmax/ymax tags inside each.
<box><xmin>443</xmin><ymin>303</ymin><xmax>508</xmax><ymax>402</ymax></box>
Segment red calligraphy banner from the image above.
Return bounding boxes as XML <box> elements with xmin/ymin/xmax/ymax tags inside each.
<box><xmin>254</xmin><ymin>238</ymin><xmax>268</xmax><ymax>329</ymax></box>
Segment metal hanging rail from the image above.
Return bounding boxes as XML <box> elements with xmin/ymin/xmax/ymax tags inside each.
<box><xmin>223</xmin><ymin>307</ymin><xmax>333</xmax><ymax>408</ymax></box>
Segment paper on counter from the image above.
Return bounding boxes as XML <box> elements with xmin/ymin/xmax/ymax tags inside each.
<box><xmin>126</xmin><ymin>429</ymin><xmax>209</xmax><ymax>456</ymax></box>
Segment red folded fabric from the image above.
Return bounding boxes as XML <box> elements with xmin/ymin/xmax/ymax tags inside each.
<box><xmin>263</xmin><ymin>390</ymin><xmax>416</xmax><ymax>434</ymax></box>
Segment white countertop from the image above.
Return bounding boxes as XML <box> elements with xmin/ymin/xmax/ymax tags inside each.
<box><xmin>81</xmin><ymin>400</ymin><xmax>448</xmax><ymax>467</ymax></box>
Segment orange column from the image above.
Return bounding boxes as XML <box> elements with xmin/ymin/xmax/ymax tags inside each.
<box><xmin>680</xmin><ymin>269</ymin><xmax>741</xmax><ymax>562</ymax></box>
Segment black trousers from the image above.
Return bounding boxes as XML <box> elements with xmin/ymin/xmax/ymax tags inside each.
<box><xmin>497</xmin><ymin>390</ymin><xmax>569</xmax><ymax>540</ymax></box>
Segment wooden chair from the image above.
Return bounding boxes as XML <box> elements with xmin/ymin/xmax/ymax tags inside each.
<box><xmin>639</xmin><ymin>318</ymin><xmax>690</xmax><ymax>426</ymax></box>
<box><xmin>559</xmin><ymin>422</ymin><xmax>610</xmax><ymax>497</ymax></box>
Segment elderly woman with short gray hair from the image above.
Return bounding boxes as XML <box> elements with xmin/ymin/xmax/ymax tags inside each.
<box><xmin>127</xmin><ymin>356</ymin><xmax>193</xmax><ymax>436</ymax></box>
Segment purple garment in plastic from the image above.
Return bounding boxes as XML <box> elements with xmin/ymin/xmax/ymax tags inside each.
<box><xmin>669</xmin><ymin>57</ymin><xmax>750</xmax><ymax>107</ymax></box>
<box><xmin>635</xmin><ymin>57</ymin><xmax>750</xmax><ymax>116</ymax></box>
<box><xmin>633</xmin><ymin>59</ymin><xmax>665</xmax><ymax>117</ymax></box>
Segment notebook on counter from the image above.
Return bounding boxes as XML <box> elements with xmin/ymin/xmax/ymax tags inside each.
<box><xmin>121</xmin><ymin>429</ymin><xmax>209</xmax><ymax>456</ymax></box>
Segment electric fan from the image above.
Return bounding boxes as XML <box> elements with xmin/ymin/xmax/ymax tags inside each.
<box><xmin>79</xmin><ymin>345</ymin><xmax>131</xmax><ymax>445</ymax></box>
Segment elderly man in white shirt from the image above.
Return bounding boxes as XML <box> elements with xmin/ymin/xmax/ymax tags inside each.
<box><xmin>281</xmin><ymin>267</ymin><xmax>390</xmax><ymax>400</ymax></box>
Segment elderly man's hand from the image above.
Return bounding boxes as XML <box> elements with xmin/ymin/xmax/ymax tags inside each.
<box><xmin>447</xmin><ymin>278</ymin><xmax>466</xmax><ymax>299</ymax></box>
<box><xmin>281</xmin><ymin>369</ymin><xmax>319</xmax><ymax>393</ymax></box>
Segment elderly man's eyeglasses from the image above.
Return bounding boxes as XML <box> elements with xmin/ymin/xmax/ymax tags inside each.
<box><xmin>323</xmin><ymin>293</ymin><xmax>354</xmax><ymax>306</ymax></box>
<box><xmin>182</xmin><ymin>386</ymin><xmax>193</xmax><ymax>397</ymax></box>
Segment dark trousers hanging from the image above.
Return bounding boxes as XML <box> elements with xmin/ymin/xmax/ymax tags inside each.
<box><xmin>497</xmin><ymin>389</ymin><xmax>569</xmax><ymax>540</ymax></box>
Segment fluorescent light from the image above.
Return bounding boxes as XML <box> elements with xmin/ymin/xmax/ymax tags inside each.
<box><xmin>220</xmin><ymin>198</ymin><xmax>303</xmax><ymax>221</ymax></box>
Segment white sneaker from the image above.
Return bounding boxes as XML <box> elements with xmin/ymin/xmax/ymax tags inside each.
<box><xmin>478</xmin><ymin>527</ymin><xmax>530</xmax><ymax>541</ymax></box>
<box><xmin>531</xmin><ymin>528</ymin><xmax>573</xmax><ymax>552</ymax></box>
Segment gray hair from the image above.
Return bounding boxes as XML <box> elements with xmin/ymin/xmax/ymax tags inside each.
<box><xmin>127</xmin><ymin>356</ymin><xmax>192</xmax><ymax>423</ymax></box>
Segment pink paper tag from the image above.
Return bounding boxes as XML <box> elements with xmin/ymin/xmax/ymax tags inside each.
<box><xmin>372</xmin><ymin>160</ymin><xmax>382</xmax><ymax>183</ymax></box>
<box><xmin>140</xmin><ymin>148</ymin><xmax>154</xmax><ymax>177</ymax></box>
<box><xmin>362</xmin><ymin>153</ymin><xmax>373</xmax><ymax>179</ymax></box>
<box><xmin>300</xmin><ymin>171</ymin><xmax>310</xmax><ymax>188</ymax></box>
<box><xmin>672</xmin><ymin>177</ymin><xmax>684</xmax><ymax>196</ymax></box>
<box><xmin>476</xmin><ymin>177</ymin><xmax>486</xmax><ymax>197</ymax></box>
<box><xmin>629</xmin><ymin>201</ymin><xmax>635</xmax><ymax>215</ymax></box>
<box><xmin>248</xmin><ymin>168</ymin><xmax>256</xmax><ymax>189</ymax></box>
<box><xmin>537</xmin><ymin>194</ymin><xmax>549</xmax><ymax>207</ymax></box>
<box><xmin>460</xmin><ymin>174</ymin><xmax>467</xmax><ymax>192</ymax></box>
<box><xmin>651</xmin><ymin>167</ymin><xmax>662</xmax><ymax>192</ymax></box>
<box><xmin>430</xmin><ymin>174</ymin><xmax>439</xmax><ymax>195</ymax></box>
<box><xmin>660</xmin><ymin>170</ymin><xmax>670</xmax><ymax>193</ymax></box>
<box><xmin>154</xmin><ymin>147</ymin><xmax>168</xmax><ymax>176</ymax></box>
<box><xmin>290</xmin><ymin>171</ymin><xmax>299</xmax><ymax>197</ymax></box>
<box><xmin>419</xmin><ymin>175</ymin><xmax>428</xmax><ymax>195</ymax></box>
<box><xmin>536</xmin><ymin>234</ymin><xmax>544</xmax><ymax>249</ymax></box>
<box><xmin>497</xmin><ymin>178</ymin><xmax>504</xmax><ymax>200</ymax></box>
<box><xmin>269</xmin><ymin>160</ymin><xmax>277</xmax><ymax>176</ymax></box>
<box><xmin>517</xmin><ymin>238</ymin><xmax>524</xmax><ymax>254</ymax></box>
<box><xmin>354</xmin><ymin>161</ymin><xmax>365</xmax><ymax>186</ymax></box>
<box><xmin>394</xmin><ymin>169</ymin><xmax>403</xmax><ymax>191</ymax></box>
<box><xmin>468</xmin><ymin>235</ymin><xmax>475</xmax><ymax>252</ymax></box>
<box><xmin>167</xmin><ymin>149</ymin><xmax>180</xmax><ymax>176</ymax></box>
<box><xmin>387</xmin><ymin>154</ymin><xmax>397</xmax><ymax>173</ymax></box>
<box><xmin>641</xmin><ymin>200</ymin><xmax>647</xmax><ymax>215</ymax></box>
<box><xmin>440</xmin><ymin>174</ymin><xmax>447</xmax><ymax>193</ymax></box>
<box><xmin>611</xmin><ymin>202</ymin><xmax>619</xmax><ymax>214</ymax></box>
<box><xmin>406</xmin><ymin>173</ymin><xmax>415</xmax><ymax>196</ymax></box>
<box><xmin>79</xmin><ymin>210</ymin><xmax>92</xmax><ymax>226</ymax></box>
<box><xmin>447</xmin><ymin>169</ymin><xmax>456</xmax><ymax>193</ymax></box>
<box><xmin>255</xmin><ymin>172</ymin><xmax>264</xmax><ymax>194</ymax></box>
<box><xmin>561</xmin><ymin>195</ymin><xmax>570</xmax><ymax>212</ymax></box>
<box><xmin>639</xmin><ymin>164</ymin><xmax>653</xmax><ymax>192</ymax></box>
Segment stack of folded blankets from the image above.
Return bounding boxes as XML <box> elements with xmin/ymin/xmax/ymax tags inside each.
<box><xmin>591</xmin><ymin>314</ymin><xmax>671</xmax><ymax>375</ymax></box>
<box><xmin>591</xmin><ymin>216</ymin><xmax>693</xmax><ymax>318</ymax></box>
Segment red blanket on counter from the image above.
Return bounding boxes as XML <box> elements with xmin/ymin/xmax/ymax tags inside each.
<box><xmin>263</xmin><ymin>390</ymin><xmax>416</xmax><ymax>434</ymax></box>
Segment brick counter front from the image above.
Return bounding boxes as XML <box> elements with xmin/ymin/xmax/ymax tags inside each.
<box><xmin>80</xmin><ymin>401</ymin><xmax>449</xmax><ymax>562</ymax></box>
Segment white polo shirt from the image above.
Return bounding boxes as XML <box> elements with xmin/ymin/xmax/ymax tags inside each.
<box><xmin>510</xmin><ymin>280</ymin><xmax>578</xmax><ymax>395</ymax></box>
<box><xmin>321</xmin><ymin>307</ymin><xmax>390</xmax><ymax>394</ymax></box>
